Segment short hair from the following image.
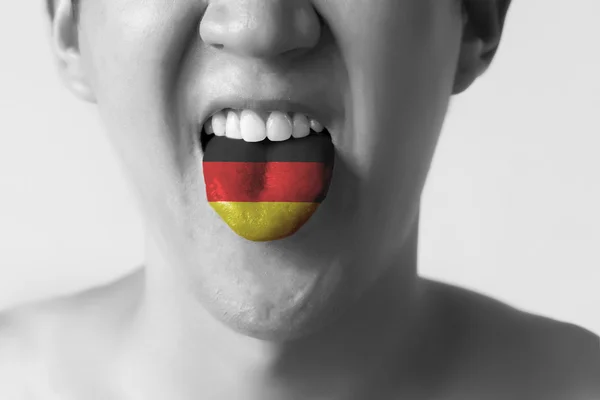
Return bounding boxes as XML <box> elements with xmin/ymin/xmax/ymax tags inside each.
<box><xmin>46</xmin><ymin>0</ymin><xmax>79</xmax><ymax>21</ymax></box>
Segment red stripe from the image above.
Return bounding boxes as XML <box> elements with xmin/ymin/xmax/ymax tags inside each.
<box><xmin>203</xmin><ymin>161</ymin><xmax>331</xmax><ymax>202</ymax></box>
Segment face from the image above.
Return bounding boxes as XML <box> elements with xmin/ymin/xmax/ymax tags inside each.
<box><xmin>73</xmin><ymin>0</ymin><xmax>464</xmax><ymax>340</ymax></box>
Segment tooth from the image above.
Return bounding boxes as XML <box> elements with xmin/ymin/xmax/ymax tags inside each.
<box><xmin>225</xmin><ymin>110</ymin><xmax>242</xmax><ymax>139</ymax></box>
<box><xmin>291</xmin><ymin>113</ymin><xmax>310</xmax><ymax>139</ymax></box>
<box><xmin>211</xmin><ymin>111</ymin><xmax>226</xmax><ymax>137</ymax></box>
<box><xmin>309</xmin><ymin>119</ymin><xmax>324</xmax><ymax>133</ymax></box>
<box><xmin>204</xmin><ymin>119</ymin><xmax>214</xmax><ymax>135</ymax></box>
<box><xmin>266</xmin><ymin>111</ymin><xmax>293</xmax><ymax>142</ymax></box>
<box><xmin>240</xmin><ymin>110</ymin><xmax>267</xmax><ymax>142</ymax></box>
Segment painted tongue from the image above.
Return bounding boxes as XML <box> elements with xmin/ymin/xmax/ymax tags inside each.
<box><xmin>202</xmin><ymin>134</ymin><xmax>335</xmax><ymax>241</ymax></box>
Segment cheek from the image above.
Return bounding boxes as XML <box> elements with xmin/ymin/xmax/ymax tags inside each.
<box><xmin>78</xmin><ymin>1</ymin><xmax>204</xmax><ymax>199</ymax></box>
<box><xmin>329</xmin><ymin>1</ymin><xmax>461</xmax><ymax>168</ymax></box>
<box><xmin>81</xmin><ymin>1</ymin><xmax>192</xmax><ymax>116</ymax></box>
<box><xmin>330</xmin><ymin>2</ymin><xmax>462</xmax><ymax>237</ymax></box>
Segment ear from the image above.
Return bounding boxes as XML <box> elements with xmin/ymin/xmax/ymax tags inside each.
<box><xmin>452</xmin><ymin>0</ymin><xmax>512</xmax><ymax>94</ymax></box>
<box><xmin>51</xmin><ymin>0</ymin><xmax>96</xmax><ymax>103</ymax></box>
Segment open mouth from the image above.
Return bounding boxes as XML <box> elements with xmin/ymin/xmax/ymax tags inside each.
<box><xmin>200</xmin><ymin>107</ymin><xmax>335</xmax><ymax>241</ymax></box>
<box><xmin>200</xmin><ymin>108</ymin><xmax>330</xmax><ymax>153</ymax></box>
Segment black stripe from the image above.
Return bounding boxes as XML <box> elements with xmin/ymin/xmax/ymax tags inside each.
<box><xmin>203</xmin><ymin>134</ymin><xmax>335</xmax><ymax>164</ymax></box>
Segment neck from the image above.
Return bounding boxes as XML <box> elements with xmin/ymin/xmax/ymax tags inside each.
<box><xmin>121</xmin><ymin>223</ymin><xmax>425</xmax><ymax>399</ymax></box>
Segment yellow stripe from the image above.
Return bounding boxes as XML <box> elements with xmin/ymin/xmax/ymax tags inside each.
<box><xmin>209</xmin><ymin>202</ymin><xmax>319</xmax><ymax>241</ymax></box>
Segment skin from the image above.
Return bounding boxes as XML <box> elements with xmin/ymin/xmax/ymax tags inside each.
<box><xmin>0</xmin><ymin>0</ymin><xmax>598</xmax><ymax>399</ymax></box>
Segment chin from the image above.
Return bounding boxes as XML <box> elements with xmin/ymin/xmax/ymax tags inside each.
<box><xmin>218</xmin><ymin>300</ymin><xmax>342</xmax><ymax>342</ymax></box>
<box><xmin>191</xmin><ymin>257</ymin><xmax>353</xmax><ymax>342</ymax></box>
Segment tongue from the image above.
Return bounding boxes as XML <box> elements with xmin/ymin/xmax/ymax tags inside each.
<box><xmin>202</xmin><ymin>134</ymin><xmax>335</xmax><ymax>241</ymax></box>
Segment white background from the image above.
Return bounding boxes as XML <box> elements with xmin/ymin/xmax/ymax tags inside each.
<box><xmin>0</xmin><ymin>1</ymin><xmax>598</xmax><ymax>334</ymax></box>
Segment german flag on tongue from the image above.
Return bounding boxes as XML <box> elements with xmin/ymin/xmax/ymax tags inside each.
<box><xmin>203</xmin><ymin>133</ymin><xmax>335</xmax><ymax>241</ymax></box>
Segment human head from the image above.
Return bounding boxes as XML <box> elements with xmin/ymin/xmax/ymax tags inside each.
<box><xmin>48</xmin><ymin>0</ymin><xmax>511</xmax><ymax>340</ymax></box>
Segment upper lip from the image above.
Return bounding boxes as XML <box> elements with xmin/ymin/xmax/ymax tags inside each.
<box><xmin>198</xmin><ymin>97</ymin><xmax>336</xmax><ymax>133</ymax></box>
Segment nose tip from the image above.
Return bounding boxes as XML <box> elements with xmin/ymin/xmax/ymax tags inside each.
<box><xmin>199</xmin><ymin>0</ymin><xmax>321</xmax><ymax>59</ymax></box>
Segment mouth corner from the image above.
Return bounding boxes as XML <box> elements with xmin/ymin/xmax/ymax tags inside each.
<box><xmin>199</xmin><ymin>127</ymin><xmax>214</xmax><ymax>154</ymax></box>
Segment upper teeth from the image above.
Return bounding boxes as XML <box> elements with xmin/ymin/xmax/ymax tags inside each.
<box><xmin>203</xmin><ymin>109</ymin><xmax>325</xmax><ymax>142</ymax></box>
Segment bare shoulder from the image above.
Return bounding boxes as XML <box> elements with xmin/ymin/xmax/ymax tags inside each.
<box><xmin>0</xmin><ymin>267</ymin><xmax>144</xmax><ymax>336</ymax></box>
<box><xmin>0</xmin><ymin>268</ymin><xmax>144</xmax><ymax>398</ymax></box>
<box><xmin>422</xmin><ymin>279</ymin><xmax>600</xmax><ymax>400</ymax></box>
